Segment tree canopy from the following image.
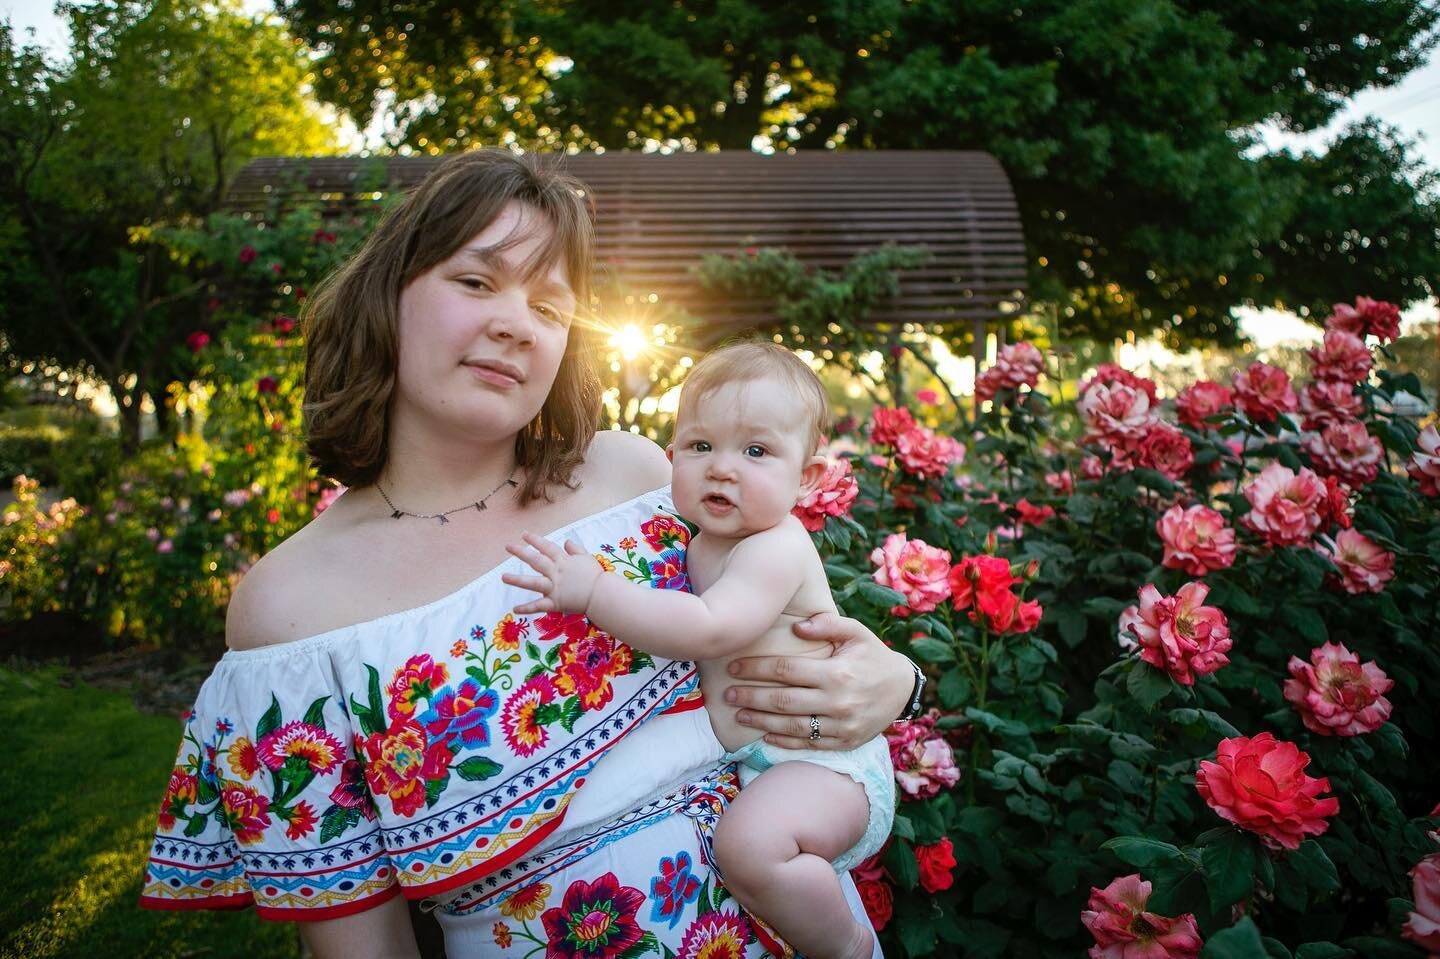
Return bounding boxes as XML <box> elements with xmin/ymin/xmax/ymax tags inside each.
<box><xmin>279</xmin><ymin>0</ymin><xmax>1440</xmax><ymax>345</ymax></box>
<box><xmin>0</xmin><ymin>0</ymin><xmax>336</xmax><ymax>446</ymax></box>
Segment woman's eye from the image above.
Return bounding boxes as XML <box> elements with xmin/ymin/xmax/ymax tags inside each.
<box><xmin>744</xmin><ymin>445</ymin><xmax>767</xmax><ymax>458</ymax></box>
<box><xmin>533</xmin><ymin>303</ymin><xmax>562</xmax><ymax>322</ymax></box>
<box><xmin>459</xmin><ymin>277</ymin><xmax>491</xmax><ymax>291</ymax></box>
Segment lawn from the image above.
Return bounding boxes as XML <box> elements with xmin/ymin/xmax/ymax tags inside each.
<box><xmin>0</xmin><ymin>666</ymin><xmax>301</xmax><ymax>959</ymax></box>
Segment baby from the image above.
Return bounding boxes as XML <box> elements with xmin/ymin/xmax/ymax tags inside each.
<box><xmin>504</xmin><ymin>340</ymin><xmax>892</xmax><ymax>959</ymax></box>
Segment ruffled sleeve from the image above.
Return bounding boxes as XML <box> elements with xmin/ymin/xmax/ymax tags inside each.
<box><xmin>140</xmin><ymin>647</ymin><xmax>398</xmax><ymax>920</ymax></box>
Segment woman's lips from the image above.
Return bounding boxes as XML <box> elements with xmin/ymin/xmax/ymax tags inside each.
<box><xmin>466</xmin><ymin>363</ymin><xmax>521</xmax><ymax>388</ymax></box>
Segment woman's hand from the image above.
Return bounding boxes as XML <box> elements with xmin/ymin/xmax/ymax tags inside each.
<box><xmin>723</xmin><ymin>612</ymin><xmax>914</xmax><ymax>750</ymax></box>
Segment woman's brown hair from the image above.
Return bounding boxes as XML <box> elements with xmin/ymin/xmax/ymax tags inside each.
<box><xmin>302</xmin><ymin>150</ymin><xmax>600</xmax><ymax>504</ymax></box>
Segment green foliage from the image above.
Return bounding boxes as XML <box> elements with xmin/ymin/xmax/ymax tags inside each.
<box><xmin>0</xmin><ymin>1</ymin><xmax>337</xmax><ymax>448</ymax></box>
<box><xmin>279</xmin><ymin>0</ymin><xmax>1440</xmax><ymax>345</ymax></box>
<box><xmin>0</xmin><ymin>666</ymin><xmax>299</xmax><ymax>958</ymax></box>
<box><xmin>819</xmin><ymin>332</ymin><xmax>1438</xmax><ymax>954</ymax></box>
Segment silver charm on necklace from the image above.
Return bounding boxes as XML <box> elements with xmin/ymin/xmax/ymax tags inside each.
<box><xmin>377</xmin><ymin>472</ymin><xmax>519</xmax><ymax>525</ymax></box>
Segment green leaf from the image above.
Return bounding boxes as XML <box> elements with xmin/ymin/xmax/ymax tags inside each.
<box><xmin>1101</xmin><ymin>836</ymin><xmax>1185</xmax><ymax>868</ymax></box>
<box><xmin>1263</xmin><ymin>938</ymin><xmax>1295</xmax><ymax>959</ymax></box>
<box><xmin>1202</xmin><ymin>917</ymin><xmax>1265</xmax><ymax>959</ymax></box>
<box><xmin>365</xmin><ymin>664</ymin><xmax>385</xmax><ymax>721</ymax></box>
<box><xmin>1005</xmin><ymin>792</ymin><xmax>1051</xmax><ymax>822</ymax></box>
<box><xmin>319</xmin><ymin>804</ymin><xmax>360</xmax><ymax>843</ymax></box>
<box><xmin>424</xmin><ymin>773</ymin><xmax>447</xmax><ymax>808</ymax></box>
<box><xmin>910</xmin><ymin>636</ymin><xmax>956</xmax><ymax>664</ymax></box>
<box><xmin>302</xmin><ymin>695</ymin><xmax>329</xmax><ymax>728</ymax></box>
<box><xmin>453</xmin><ymin>756</ymin><xmax>503</xmax><ymax>782</ymax></box>
<box><xmin>884</xmin><ymin>838</ymin><xmax>919</xmax><ymax>890</ymax></box>
<box><xmin>1288</xmin><ymin>840</ymin><xmax>1340</xmax><ymax>894</ymax></box>
<box><xmin>256</xmin><ymin>694</ymin><xmax>282</xmax><ymax>741</ymax></box>
<box><xmin>1201</xmin><ymin>829</ymin><xmax>1258</xmax><ymax>912</ymax></box>
<box><xmin>857</xmin><ymin>579</ymin><xmax>908</xmax><ymax>608</ymax></box>
<box><xmin>1054</xmin><ymin>608</ymin><xmax>1088</xmax><ymax>648</ymax></box>
<box><xmin>1294</xmin><ymin>944</ymin><xmax>1353</xmax><ymax>959</ymax></box>
<box><xmin>1126</xmin><ymin>661</ymin><xmax>1173</xmax><ymax>708</ymax></box>
<box><xmin>1338</xmin><ymin>937</ymin><xmax>1421</xmax><ymax>959</ymax></box>
<box><xmin>525</xmin><ymin>640</ymin><xmax>543</xmax><ymax>663</ymax></box>
<box><xmin>1281</xmin><ymin>605</ymin><xmax>1329</xmax><ymax>644</ymax></box>
<box><xmin>558</xmin><ymin>696</ymin><xmax>584</xmax><ymax>733</ymax></box>
<box><xmin>897</xmin><ymin>915</ymin><xmax>938</xmax><ymax>957</ymax></box>
<box><xmin>183</xmin><ymin>812</ymin><xmax>208</xmax><ymax>837</ymax></box>
<box><xmin>956</xmin><ymin>806</ymin><xmax>1004</xmax><ymax>836</ymax></box>
<box><xmin>891</xmin><ymin>813</ymin><xmax>915</xmax><ymax>841</ymax></box>
<box><xmin>965</xmin><ymin>707</ymin><xmax>1028</xmax><ymax>737</ymax></box>
<box><xmin>937</xmin><ymin>669</ymin><xmax>972</xmax><ymax>708</ymax></box>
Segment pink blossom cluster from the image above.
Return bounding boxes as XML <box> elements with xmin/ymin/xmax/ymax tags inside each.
<box><xmin>1156</xmin><ymin>504</ymin><xmax>1236</xmax><ymax>576</ymax></box>
<box><xmin>975</xmin><ymin>341</ymin><xmax>1045</xmax><ymax>402</ymax></box>
<box><xmin>1240</xmin><ymin>462</ymin><xmax>1325</xmax><ymax>547</ymax></box>
<box><xmin>1174</xmin><ymin>381</ymin><xmax>1232</xmax><ymax>430</ymax></box>
<box><xmin>792</xmin><ymin>458</ymin><xmax>860</xmax><ymax>531</ymax></box>
<box><xmin>868</xmin><ymin>407</ymin><xmax>965</xmax><ymax>479</ymax></box>
<box><xmin>1404</xmin><ymin>853</ymin><xmax>1440</xmax><ymax>955</ymax></box>
<box><xmin>1327</xmin><ymin>295</ymin><xmax>1402</xmax><ymax>344</ymax></box>
<box><xmin>885</xmin><ymin>710</ymin><xmax>961</xmax><ymax>800</ymax></box>
<box><xmin>1232</xmin><ymin>362</ymin><xmax>1297</xmax><ymax>423</ymax></box>
<box><xmin>1318</xmin><ymin>528</ymin><xmax>1395</xmax><ymax>594</ymax></box>
<box><xmin>1410</xmin><ymin>424</ymin><xmax>1440</xmax><ymax>497</ymax></box>
<box><xmin>1119</xmin><ymin>582</ymin><xmax>1231</xmax><ymax>685</ymax></box>
<box><xmin>1080</xmin><ymin>363</ymin><xmax>1159</xmax><ymax>405</ymax></box>
<box><xmin>1080</xmin><ymin>874</ymin><xmax>1202</xmax><ymax>959</ymax></box>
<box><xmin>1283</xmin><ymin>641</ymin><xmax>1394</xmax><ymax>736</ymax></box>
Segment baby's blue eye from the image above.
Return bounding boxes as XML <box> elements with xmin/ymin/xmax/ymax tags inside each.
<box><xmin>744</xmin><ymin>445</ymin><xmax>766</xmax><ymax>458</ymax></box>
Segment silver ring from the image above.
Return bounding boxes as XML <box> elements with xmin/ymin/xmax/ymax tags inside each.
<box><xmin>809</xmin><ymin>715</ymin><xmax>821</xmax><ymax>742</ymax></box>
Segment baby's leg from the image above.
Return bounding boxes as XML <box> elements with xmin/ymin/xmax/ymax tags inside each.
<box><xmin>712</xmin><ymin>761</ymin><xmax>873</xmax><ymax>959</ymax></box>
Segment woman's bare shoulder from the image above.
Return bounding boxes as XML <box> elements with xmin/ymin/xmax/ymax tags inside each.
<box><xmin>582</xmin><ymin>429</ymin><xmax>671</xmax><ymax>495</ymax></box>
<box><xmin>225</xmin><ymin>514</ymin><xmax>353</xmax><ymax>651</ymax></box>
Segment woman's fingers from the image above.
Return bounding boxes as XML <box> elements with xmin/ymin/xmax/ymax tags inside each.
<box><xmin>725</xmin><ymin>653</ymin><xmax>826</xmax><ymax>688</ymax></box>
<box><xmin>723</xmin><ymin>682</ymin><xmax>825</xmax><ymax>716</ymax></box>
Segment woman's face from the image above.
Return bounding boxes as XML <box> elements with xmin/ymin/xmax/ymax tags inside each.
<box><xmin>391</xmin><ymin>202</ymin><xmax>577</xmax><ymax>448</ymax></box>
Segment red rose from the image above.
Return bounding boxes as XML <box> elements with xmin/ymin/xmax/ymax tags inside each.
<box><xmin>1174</xmin><ymin>380</ymin><xmax>1232</xmax><ymax>430</ymax></box>
<box><xmin>238</xmin><ymin>245</ymin><xmax>257</xmax><ymax>264</ymax></box>
<box><xmin>916</xmin><ymin>836</ymin><xmax>957</xmax><ymax>892</ymax></box>
<box><xmin>856</xmin><ymin>878</ymin><xmax>893</xmax><ymax>931</ymax></box>
<box><xmin>257</xmin><ymin>376</ymin><xmax>279</xmax><ymax>395</ymax></box>
<box><xmin>272</xmin><ymin>315</ymin><xmax>296</xmax><ymax>334</ymax></box>
<box><xmin>1195</xmin><ymin>732</ymin><xmax>1339</xmax><ymax>850</ymax></box>
<box><xmin>185</xmin><ymin>331</ymin><xmax>210</xmax><ymax>353</ymax></box>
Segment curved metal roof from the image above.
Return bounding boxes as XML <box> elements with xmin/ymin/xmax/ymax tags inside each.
<box><xmin>227</xmin><ymin>150</ymin><xmax>1027</xmax><ymax>330</ymax></box>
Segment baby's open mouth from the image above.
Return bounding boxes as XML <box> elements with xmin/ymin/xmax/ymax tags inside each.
<box><xmin>704</xmin><ymin>493</ymin><xmax>734</xmax><ymax>509</ymax></box>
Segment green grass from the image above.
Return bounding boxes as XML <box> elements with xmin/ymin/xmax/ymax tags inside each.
<box><xmin>0</xmin><ymin>667</ymin><xmax>301</xmax><ymax>959</ymax></box>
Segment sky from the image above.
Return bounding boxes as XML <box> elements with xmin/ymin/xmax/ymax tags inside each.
<box><xmin>4</xmin><ymin>0</ymin><xmax>1437</xmax><ymax>346</ymax></box>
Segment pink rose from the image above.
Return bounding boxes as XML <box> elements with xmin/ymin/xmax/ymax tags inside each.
<box><xmin>1080</xmin><ymin>455</ymin><xmax>1105</xmax><ymax>480</ymax></box>
<box><xmin>1302</xmin><ymin>420</ymin><xmax>1383</xmax><ymax>487</ymax></box>
<box><xmin>870</xmin><ymin>533</ymin><xmax>952</xmax><ymax>613</ymax></box>
<box><xmin>894</xmin><ymin>426</ymin><xmax>965</xmax><ymax>479</ymax></box>
<box><xmin>1409</xmin><ymin>424</ymin><xmax>1440</xmax><ymax>497</ymax></box>
<box><xmin>870</xmin><ymin>407</ymin><xmax>917</xmax><ymax>446</ymax></box>
<box><xmin>1318</xmin><ymin>528</ymin><xmax>1396</xmax><ymax>594</ymax></box>
<box><xmin>1308</xmin><ymin>329</ymin><xmax>1373</xmax><ymax>383</ymax></box>
<box><xmin>1081</xmin><ymin>874</ymin><xmax>1202</xmax><ymax>959</ymax></box>
<box><xmin>186</xmin><ymin>331</ymin><xmax>211</xmax><ymax>353</ymax></box>
<box><xmin>1327</xmin><ymin>296</ymin><xmax>1401</xmax><ymax>344</ymax></box>
<box><xmin>1119</xmin><ymin>582</ymin><xmax>1231</xmax><ymax>686</ymax></box>
<box><xmin>916</xmin><ymin>388</ymin><xmax>939</xmax><ymax>405</ymax></box>
<box><xmin>1232</xmin><ymin>362</ymin><xmax>1298</xmax><ymax>423</ymax></box>
<box><xmin>1044</xmin><ymin>470</ymin><xmax>1075</xmax><ymax>495</ymax></box>
<box><xmin>976</xmin><ymin>341</ymin><xmax>1045</xmax><ymax>401</ymax></box>
<box><xmin>1079</xmin><ymin>383</ymin><xmax>1155</xmax><ymax>445</ymax></box>
<box><xmin>1298</xmin><ymin>380</ymin><xmax>1364</xmax><ymax>431</ymax></box>
<box><xmin>1195</xmin><ymin>732</ymin><xmax>1340</xmax><ymax>850</ymax></box>
<box><xmin>1156</xmin><ymin>504</ymin><xmax>1236</xmax><ymax>576</ymax></box>
<box><xmin>1174</xmin><ymin>380</ymin><xmax>1233</xmax><ymax>430</ymax></box>
<box><xmin>1403</xmin><ymin>854</ymin><xmax>1440</xmax><ymax>955</ymax></box>
<box><xmin>1133</xmin><ymin>422</ymin><xmax>1194</xmax><ymax>481</ymax></box>
<box><xmin>793</xmin><ymin>458</ymin><xmax>859</xmax><ymax>532</ymax></box>
<box><xmin>888</xmin><ymin>728</ymin><xmax>961</xmax><ymax>799</ymax></box>
<box><xmin>1284</xmin><ymin>641</ymin><xmax>1394</xmax><ymax>736</ymax></box>
<box><xmin>1241</xmin><ymin>462</ymin><xmax>1325</xmax><ymax>546</ymax></box>
<box><xmin>1079</xmin><ymin>363</ymin><xmax>1159</xmax><ymax>405</ymax></box>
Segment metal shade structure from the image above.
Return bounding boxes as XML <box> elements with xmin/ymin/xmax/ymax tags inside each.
<box><xmin>227</xmin><ymin>150</ymin><xmax>1027</xmax><ymax>334</ymax></box>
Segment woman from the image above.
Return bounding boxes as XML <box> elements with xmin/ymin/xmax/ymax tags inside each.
<box><xmin>140</xmin><ymin>150</ymin><xmax>917</xmax><ymax>957</ymax></box>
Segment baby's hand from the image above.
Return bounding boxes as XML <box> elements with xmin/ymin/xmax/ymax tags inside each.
<box><xmin>501</xmin><ymin>532</ymin><xmax>606</xmax><ymax>615</ymax></box>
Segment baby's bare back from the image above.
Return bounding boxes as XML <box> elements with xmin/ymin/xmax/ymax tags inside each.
<box><xmin>687</xmin><ymin>522</ymin><xmax>837</xmax><ymax>751</ymax></box>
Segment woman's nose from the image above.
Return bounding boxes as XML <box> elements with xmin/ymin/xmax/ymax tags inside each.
<box><xmin>487</xmin><ymin>292</ymin><xmax>536</xmax><ymax>345</ymax></box>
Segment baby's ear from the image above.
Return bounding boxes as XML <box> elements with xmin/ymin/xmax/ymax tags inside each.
<box><xmin>664</xmin><ymin>444</ymin><xmax>674</xmax><ymax>463</ymax></box>
<box><xmin>797</xmin><ymin>455</ymin><xmax>828</xmax><ymax>497</ymax></box>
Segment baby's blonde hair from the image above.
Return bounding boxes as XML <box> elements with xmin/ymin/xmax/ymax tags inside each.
<box><xmin>677</xmin><ymin>340</ymin><xmax>830</xmax><ymax>453</ymax></box>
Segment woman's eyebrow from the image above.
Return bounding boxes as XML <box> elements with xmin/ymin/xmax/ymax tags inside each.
<box><xmin>457</xmin><ymin>246</ymin><xmax>575</xmax><ymax>304</ymax></box>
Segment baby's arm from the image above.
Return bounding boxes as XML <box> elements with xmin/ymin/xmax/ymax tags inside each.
<box><xmin>502</xmin><ymin>526</ymin><xmax>807</xmax><ymax>661</ymax></box>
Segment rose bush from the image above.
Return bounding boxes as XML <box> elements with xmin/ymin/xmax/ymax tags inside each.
<box><xmin>803</xmin><ymin>296</ymin><xmax>1438</xmax><ymax>957</ymax></box>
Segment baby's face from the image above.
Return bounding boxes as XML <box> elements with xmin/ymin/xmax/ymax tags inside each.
<box><xmin>668</xmin><ymin>378</ymin><xmax>821</xmax><ymax>540</ymax></box>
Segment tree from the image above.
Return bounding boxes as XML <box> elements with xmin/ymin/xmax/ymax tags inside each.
<box><xmin>278</xmin><ymin>0</ymin><xmax>1440</xmax><ymax>346</ymax></box>
<box><xmin>0</xmin><ymin>1</ymin><xmax>337</xmax><ymax>449</ymax></box>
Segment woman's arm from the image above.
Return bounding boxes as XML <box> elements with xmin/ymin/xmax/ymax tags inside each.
<box><xmin>723</xmin><ymin>612</ymin><xmax>915</xmax><ymax>750</ymax></box>
<box><xmin>298</xmin><ymin>894</ymin><xmax>420</xmax><ymax>959</ymax></box>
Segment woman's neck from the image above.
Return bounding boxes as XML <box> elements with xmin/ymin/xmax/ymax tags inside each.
<box><xmin>377</xmin><ymin>426</ymin><xmax>521</xmax><ymax>514</ymax></box>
